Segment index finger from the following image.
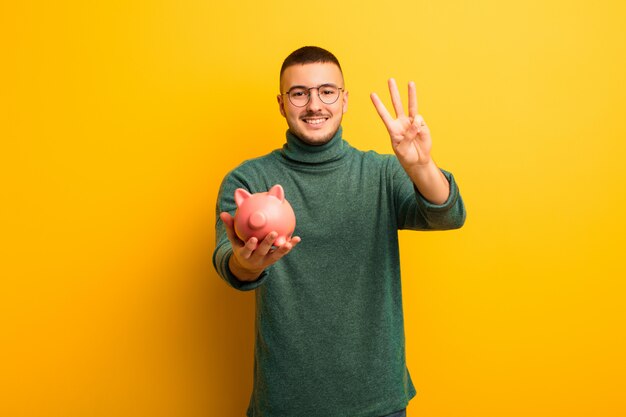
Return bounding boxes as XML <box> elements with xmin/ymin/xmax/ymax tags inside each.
<box><xmin>370</xmin><ymin>92</ymin><xmax>394</xmax><ymax>128</ymax></box>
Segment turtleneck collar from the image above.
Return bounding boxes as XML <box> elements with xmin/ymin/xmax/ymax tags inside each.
<box><xmin>281</xmin><ymin>126</ymin><xmax>348</xmax><ymax>165</ymax></box>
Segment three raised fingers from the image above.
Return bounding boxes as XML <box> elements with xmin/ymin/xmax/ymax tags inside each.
<box><xmin>371</xmin><ymin>79</ymin><xmax>420</xmax><ymax>129</ymax></box>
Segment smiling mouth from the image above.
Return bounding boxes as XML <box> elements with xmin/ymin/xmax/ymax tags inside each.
<box><xmin>302</xmin><ymin>117</ymin><xmax>329</xmax><ymax>125</ymax></box>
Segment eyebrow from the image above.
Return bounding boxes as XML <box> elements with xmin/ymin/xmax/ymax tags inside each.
<box><xmin>287</xmin><ymin>83</ymin><xmax>339</xmax><ymax>90</ymax></box>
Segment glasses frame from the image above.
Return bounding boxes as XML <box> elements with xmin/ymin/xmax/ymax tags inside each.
<box><xmin>281</xmin><ymin>84</ymin><xmax>345</xmax><ymax>107</ymax></box>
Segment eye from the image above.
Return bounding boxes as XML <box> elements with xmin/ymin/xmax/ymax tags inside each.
<box><xmin>320</xmin><ymin>86</ymin><xmax>337</xmax><ymax>96</ymax></box>
<box><xmin>289</xmin><ymin>88</ymin><xmax>307</xmax><ymax>97</ymax></box>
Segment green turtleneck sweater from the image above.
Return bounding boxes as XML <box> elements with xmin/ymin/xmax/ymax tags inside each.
<box><xmin>213</xmin><ymin>127</ymin><xmax>465</xmax><ymax>417</ymax></box>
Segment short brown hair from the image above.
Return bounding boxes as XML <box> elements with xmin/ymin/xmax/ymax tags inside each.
<box><xmin>280</xmin><ymin>46</ymin><xmax>343</xmax><ymax>78</ymax></box>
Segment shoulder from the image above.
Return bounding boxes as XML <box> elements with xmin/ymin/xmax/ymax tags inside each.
<box><xmin>352</xmin><ymin>147</ymin><xmax>403</xmax><ymax>175</ymax></box>
<box><xmin>218</xmin><ymin>149</ymin><xmax>287</xmax><ymax>199</ymax></box>
<box><xmin>230</xmin><ymin>150</ymin><xmax>278</xmax><ymax>173</ymax></box>
<box><xmin>222</xmin><ymin>150</ymin><xmax>276</xmax><ymax>181</ymax></box>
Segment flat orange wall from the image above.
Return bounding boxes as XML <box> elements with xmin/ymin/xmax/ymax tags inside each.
<box><xmin>2</xmin><ymin>1</ymin><xmax>625</xmax><ymax>416</ymax></box>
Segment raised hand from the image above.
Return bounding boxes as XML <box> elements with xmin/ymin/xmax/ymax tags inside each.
<box><xmin>371</xmin><ymin>78</ymin><xmax>450</xmax><ymax>205</ymax></box>
<box><xmin>370</xmin><ymin>79</ymin><xmax>432</xmax><ymax>168</ymax></box>
<box><xmin>220</xmin><ymin>212</ymin><xmax>301</xmax><ymax>281</ymax></box>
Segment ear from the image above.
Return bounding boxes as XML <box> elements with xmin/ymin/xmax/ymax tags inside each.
<box><xmin>234</xmin><ymin>188</ymin><xmax>252</xmax><ymax>207</ymax></box>
<box><xmin>342</xmin><ymin>90</ymin><xmax>349</xmax><ymax>114</ymax></box>
<box><xmin>277</xmin><ymin>94</ymin><xmax>286</xmax><ymax>118</ymax></box>
<box><xmin>267</xmin><ymin>184</ymin><xmax>285</xmax><ymax>202</ymax></box>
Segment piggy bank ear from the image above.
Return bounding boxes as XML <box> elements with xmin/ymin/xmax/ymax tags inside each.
<box><xmin>234</xmin><ymin>188</ymin><xmax>252</xmax><ymax>207</ymax></box>
<box><xmin>268</xmin><ymin>184</ymin><xmax>285</xmax><ymax>202</ymax></box>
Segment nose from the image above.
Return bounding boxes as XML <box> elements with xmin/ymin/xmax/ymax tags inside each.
<box><xmin>306</xmin><ymin>87</ymin><xmax>323</xmax><ymax>112</ymax></box>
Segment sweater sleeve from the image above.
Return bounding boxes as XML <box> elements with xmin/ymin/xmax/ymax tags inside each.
<box><xmin>212</xmin><ymin>170</ymin><xmax>271</xmax><ymax>291</ymax></box>
<box><xmin>390</xmin><ymin>157</ymin><xmax>467</xmax><ymax>231</ymax></box>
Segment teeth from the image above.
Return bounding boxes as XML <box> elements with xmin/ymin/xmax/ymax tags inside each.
<box><xmin>304</xmin><ymin>118</ymin><xmax>326</xmax><ymax>125</ymax></box>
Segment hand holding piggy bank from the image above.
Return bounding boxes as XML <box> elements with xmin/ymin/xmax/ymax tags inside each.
<box><xmin>233</xmin><ymin>184</ymin><xmax>296</xmax><ymax>246</ymax></box>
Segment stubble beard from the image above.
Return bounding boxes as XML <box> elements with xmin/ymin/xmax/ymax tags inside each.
<box><xmin>290</xmin><ymin>115</ymin><xmax>342</xmax><ymax>146</ymax></box>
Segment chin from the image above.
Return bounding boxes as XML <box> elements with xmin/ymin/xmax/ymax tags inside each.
<box><xmin>294</xmin><ymin>125</ymin><xmax>339</xmax><ymax>146</ymax></box>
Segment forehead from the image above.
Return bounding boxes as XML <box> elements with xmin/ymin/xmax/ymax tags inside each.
<box><xmin>280</xmin><ymin>62</ymin><xmax>344</xmax><ymax>91</ymax></box>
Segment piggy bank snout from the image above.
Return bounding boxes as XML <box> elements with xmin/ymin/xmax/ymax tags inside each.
<box><xmin>248</xmin><ymin>211</ymin><xmax>267</xmax><ymax>230</ymax></box>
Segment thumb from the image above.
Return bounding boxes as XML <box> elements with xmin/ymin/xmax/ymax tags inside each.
<box><xmin>220</xmin><ymin>212</ymin><xmax>239</xmax><ymax>243</ymax></box>
<box><xmin>220</xmin><ymin>211</ymin><xmax>234</xmax><ymax>227</ymax></box>
<box><xmin>220</xmin><ymin>211</ymin><xmax>234</xmax><ymax>226</ymax></box>
<box><xmin>407</xmin><ymin>120</ymin><xmax>420</xmax><ymax>137</ymax></box>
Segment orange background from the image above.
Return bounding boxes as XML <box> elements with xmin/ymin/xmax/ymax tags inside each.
<box><xmin>2</xmin><ymin>1</ymin><xmax>625</xmax><ymax>416</ymax></box>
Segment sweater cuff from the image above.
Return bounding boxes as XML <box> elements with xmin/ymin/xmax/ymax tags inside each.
<box><xmin>213</xmin><ymin>244</ymin><xmax>270</xmax><ymax>291</ymax></box>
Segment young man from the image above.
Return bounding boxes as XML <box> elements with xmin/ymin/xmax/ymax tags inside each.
<box><xmin>213</xmin><ymin>46</ymin><xmax>466</xmax><ymax>417</ymax></box>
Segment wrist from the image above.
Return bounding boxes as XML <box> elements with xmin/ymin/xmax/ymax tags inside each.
<box><xmin>228</xmin><ymin>254</ymin><xmax>263</xmax><ymax>282</ymax></box>
<box><xmin>404</xmin><ymin>159</ymin><xmax>450</xmax><ymax>205</ymax></box>
<box><xmin>403</xmin><ymin>158</ymin><xmax>436</xmax><ymax>176</ymax></box>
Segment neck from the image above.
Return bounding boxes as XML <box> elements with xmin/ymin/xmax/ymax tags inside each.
<box><xmin>281</xmin><ymin>126</ymin><xmax>347</xmax><ymax>165</ymax></box>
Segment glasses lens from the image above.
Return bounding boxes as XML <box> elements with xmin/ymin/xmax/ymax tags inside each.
<box><xmin>287</xmin><ymin>85</ymin><xmax>341</xmax><ymax>106</ymax></box>
<box><xmin>288</xmin><ymin>88</ymin><xmax>309</xmax><ymax>106</ymax></box>
<box><xmin>318</xmin><ymin>85</ymin><xmax>339</xmax><ymax>104</ymax></box>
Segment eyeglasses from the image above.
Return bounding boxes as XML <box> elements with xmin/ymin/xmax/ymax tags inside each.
<box><xmin>281</xmin><ymin>84</ymin><xmax>344</xmax><ymax>107</ymax></box>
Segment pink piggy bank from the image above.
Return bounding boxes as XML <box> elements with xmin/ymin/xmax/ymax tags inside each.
<box><xmin>233</xmin><ymin>184</ymin><xmax>296</xmax><ymax>246</ymax></box>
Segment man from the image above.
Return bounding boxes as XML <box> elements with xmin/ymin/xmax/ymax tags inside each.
<box><xmin>213</xmin><ymin>46</ymin><xmax>465</xmax><ymax>417</ymax></box>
